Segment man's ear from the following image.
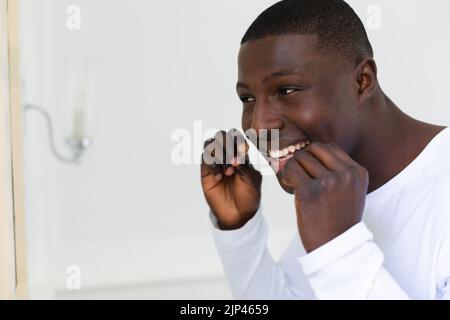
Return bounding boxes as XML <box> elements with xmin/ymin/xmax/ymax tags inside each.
<box><xmin>355</xmin><ymin>58</ymin><xmax>377</xmax><ymax>103</ymax></box>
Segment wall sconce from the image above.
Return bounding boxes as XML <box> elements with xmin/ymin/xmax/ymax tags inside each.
<box><xmin>24</xmin><ymin>104</ymin><xmax>92</xmax><ymax>164</ymax></box>
<box><xmin>24</xmin><ymin>58</ymin><xmax>98</xmax><ymax>164</ymax></box>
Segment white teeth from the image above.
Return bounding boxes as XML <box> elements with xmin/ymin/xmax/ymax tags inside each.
<box><xmin>269</xmin><ymin>150</ymin><xmax>284</xmax><ymax>158</ymax></box>
<box><xmin>270</xmin><ymin>150</ymin><xmax>283</xmax><ymax>158</ymax></box>
<box><xmin>270</xmin><ymin>141</ymin><xmax>310</xmax><ymax>159</ymax></box>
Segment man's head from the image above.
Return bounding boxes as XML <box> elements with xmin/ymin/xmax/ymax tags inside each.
<box><xmin>237</xmin><ymin>0</ymin><xmax>380</xmax><ymax>193</ymax></box>
<box><xmin>241</xmin><ymin>0</ymin><xmax>373</xmax><ymax>67</ymax></box>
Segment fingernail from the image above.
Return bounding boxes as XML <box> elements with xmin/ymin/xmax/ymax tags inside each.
<box><xmin>225</xmin><ymin>167</ymin><xmax>235</xmax><ymax>176</ymax></box>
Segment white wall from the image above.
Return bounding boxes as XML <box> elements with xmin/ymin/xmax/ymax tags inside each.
<box><xmin>20</xmin><ymin>0</ymin><xmax>450</xmax><ymax>299</ymax></box>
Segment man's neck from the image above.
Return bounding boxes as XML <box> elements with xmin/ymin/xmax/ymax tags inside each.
<box><xmin>353</xmin><ymin>94</ymin><xmax>446</xmax><ymax>194</ymax></box>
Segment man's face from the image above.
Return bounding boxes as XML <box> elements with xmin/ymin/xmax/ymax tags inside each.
<box><xmin>237</xmin><ymin>34</ymin><xmax>361</xmax><ymax>193</ymax></box>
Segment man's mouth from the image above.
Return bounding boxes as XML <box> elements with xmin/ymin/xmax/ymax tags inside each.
<box><xmin>267</xmin><ymin>139</ymin><xmax>311</xmax><ymax>173</ymax></box>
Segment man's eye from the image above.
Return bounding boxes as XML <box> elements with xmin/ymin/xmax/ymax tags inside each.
<box><xmin>240</xmin><ymin>95</ymin><xmax>255</xmax><ymax>103</ymax></box>
<box><xmin>278</xmin><ymin>87</ymin><xmax>298</xmax><ymax>96</ymax></box>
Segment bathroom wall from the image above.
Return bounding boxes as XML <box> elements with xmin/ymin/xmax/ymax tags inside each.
<box><xmin>20</xmin><ymin>0</ymin><xmax>450</xmax><ymax>298</ymax></box>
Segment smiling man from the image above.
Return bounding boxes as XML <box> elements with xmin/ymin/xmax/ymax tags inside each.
<box><xmin>200</xmin><ymin>0</ymin><xmax>450</xmax><ymax>299</ymax></box>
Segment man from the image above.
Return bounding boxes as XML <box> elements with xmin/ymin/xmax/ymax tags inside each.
<box><xmin>200</xmin><ymin>0</ymin><xmax>450</xmax><ymax>299</ymax></box>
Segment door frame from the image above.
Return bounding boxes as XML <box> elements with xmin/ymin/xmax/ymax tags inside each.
<box><xmin>0</xmin><ymin>0</ymin><xmax>27</xmax><ymax>299</ymax></box>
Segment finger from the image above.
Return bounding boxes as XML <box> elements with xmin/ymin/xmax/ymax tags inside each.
<box><xmin>293</xmin><ymin>148</ymin><xmax>330</xmax><ymax>178</ymax></box>
<box><xmin>225</xmin><ymin>129</ymin><xmax>261</xmax><ymax>182</ymax></box>
<box><xmin>326</xmin><ymin>142</ymin><xmax>361</xmax><ymax>168</ymax></box>
<box><xmin>201</xmin><ymin>160</ymin><xmax>224</xmax><ymax>193</ymax></box>
<box><xmin>203</xmin><ymin>137</ymin><xmax>214</xmax><ymax>149</ymax></box>
<box><xmin>201</xmin><ymin>137</ymin><xmax>224</xmax><ymax>179</ymax></box>
<box><xmin>201</xmin><ymin>153</ymin><xmax>223</xmax><ymax>180</ymax></box>
<box><xmin>227</xmin><ymin>128</ymin><xmax>250</xmax><ymax>166</ymax></box>
<box><xmin>233</xmin><ymin>137</ymin><xmax>250</xmax><ymax>167</ymax></box>
<box><xmin>214</xmin><ymin>130</ymin><xmax>236</xmax><ymax>167</ymax></box>
<box><xmin>202</xmin><ymin>131</ymin><xmax>242</xmax><ymax>179</ymax></box>
<box><xmin>306</xmin><ymin>141</ymin><xmax>346</xmax><ymax>172</ymax></box>
<box><xmin>214</xmin><ymin>129</ymin><xmax>249</xmax><ymax>169</ymax></box>
<box><xmin>224</xmin><ymin>166</ymin><xmax>235</xmax><ymax>176</ymax></box>
<box><xmin>282</xmin><ymin>157</ymin><xmax>314</xmax><ymax>193</ymax></box>
<box><xmin>203</xmin><ymin>130</ymin><xmax>251</xmax><ymax>179</ymax></box>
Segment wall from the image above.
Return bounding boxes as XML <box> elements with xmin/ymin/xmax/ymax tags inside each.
<box><xmin>20</xmin><ymin>0</ymin><xmax>450</xmax><ymax>299</ymax></box>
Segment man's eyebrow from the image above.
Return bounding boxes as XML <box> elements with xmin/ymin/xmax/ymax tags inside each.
<box><xmin>262</xmin><ymin>69</ymin><xmax>305</xmax><ymax>84</ymax></box>
<box><xmin>236</xmin><ymin>69</ymin><xmax>304</xmax><ymax>89</ymax></box>
<box><xmin>236</xmin><ymin>69</ymin><xmax>306</xmax><ymax>91</ymax></box>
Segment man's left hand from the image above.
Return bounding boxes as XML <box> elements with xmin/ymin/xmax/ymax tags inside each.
<box><xmin>281</xmin><ymin>142</ymin><xmax>369</xmax><ymax>253</ymax></box>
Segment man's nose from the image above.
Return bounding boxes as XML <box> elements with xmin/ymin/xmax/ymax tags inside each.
<box><xmin>251</xmin><ymin>98</ymin><xmax>283</xmax><ymax>133</ymax></box>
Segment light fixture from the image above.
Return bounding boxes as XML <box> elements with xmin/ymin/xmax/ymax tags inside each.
<box><xmin>24</xmin><ymin>104</ymin><xmax>92</xmax><ymax>164</ymax></box>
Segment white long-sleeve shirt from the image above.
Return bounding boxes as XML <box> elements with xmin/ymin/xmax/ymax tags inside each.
<box><xmin>210</xmin><ymin>127</ymin><xmax>450</xmax><ymax>300</ymax></box>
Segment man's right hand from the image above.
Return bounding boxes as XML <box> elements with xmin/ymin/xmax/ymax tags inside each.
<box><xmin>201</xmin><ymin>130</ymin><xmax>262</xmax><ymax>230</ymax></box>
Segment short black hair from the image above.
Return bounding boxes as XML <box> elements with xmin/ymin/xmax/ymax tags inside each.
<box><xmin>241</xmin><ymin>0</ymin><xmax>373</xmax><ymax>67</ymax></box>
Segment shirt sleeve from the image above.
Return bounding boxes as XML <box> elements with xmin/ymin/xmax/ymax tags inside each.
<box><xmin>210</xmin><ymin>207</ymin><xmax>303</xmax><ymax>299</ymax></box>
<box><xmin>436</xmin><ymin>225</ymin><xmax>450</xmax><ymax>300</ymax></box>
<box><xmin>298</xmin><ymin>222</ymin><xmax>410</xmax><ymax>299</ymax></box>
